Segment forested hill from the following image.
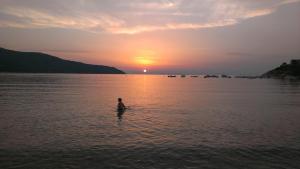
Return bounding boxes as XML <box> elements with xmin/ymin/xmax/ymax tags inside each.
<box><xmin>0</xmin><ymin>47</ymin><xmax>125</xmax><ymax>74</ymax></box>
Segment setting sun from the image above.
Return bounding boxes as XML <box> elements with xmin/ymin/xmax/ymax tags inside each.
<box><xmin>1</xmin><ymin>0</ymin><xmax>300</xmax><ymax>168</ymax></box>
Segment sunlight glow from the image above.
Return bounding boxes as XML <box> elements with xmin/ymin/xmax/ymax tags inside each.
<box><xmin>134</xmin><ymin>50</ymin><xmax>156</xmax><ymax>66</ymax></box>
<box><xmin>136</xmin><ymin>57</ymin><xmax>154</xmax><ymax>65</ymax></box>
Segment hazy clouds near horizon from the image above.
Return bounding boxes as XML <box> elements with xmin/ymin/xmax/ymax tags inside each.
<box><xmin>0</xmin><ymin>0</ymin><xmax>300</xmax><ymax>75</ymax></box>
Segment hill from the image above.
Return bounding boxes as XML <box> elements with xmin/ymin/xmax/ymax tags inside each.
<box><xmin>0</xmin><ymin>48</ymin><xmax>125</xmax><ymax>74</ymax></box>
<box><xmin>262</xmin><ymin>60</ymin><xmax>300</xmax><ymax>78</ymax></box>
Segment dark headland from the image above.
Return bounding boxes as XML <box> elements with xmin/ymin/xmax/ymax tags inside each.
<box><xmin>262</xmin><ymin>60</ymin><xmax>300</xmax><ymax>79</ymax></box>
<box><xmin>0</xmin><ymin>47</ymin><xmax>125</xmax><ymax>74</ymax></box>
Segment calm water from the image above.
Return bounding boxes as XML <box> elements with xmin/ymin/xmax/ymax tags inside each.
<box><xmin>0</xmin><ymin>74</ymin><xmax>300</xmax><ymax>169</ymax></box>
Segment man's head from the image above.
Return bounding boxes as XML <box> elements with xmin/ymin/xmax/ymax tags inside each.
<box><xmin>118</xmin><ymin>98</ymin><xmax>122</xmax><ymax>102</ymax></box>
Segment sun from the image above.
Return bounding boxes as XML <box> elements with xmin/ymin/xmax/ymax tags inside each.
<box><xmin>143</xmin><ymin>69</ymin><xmax>147</xmax><ymax>73</ymax></box>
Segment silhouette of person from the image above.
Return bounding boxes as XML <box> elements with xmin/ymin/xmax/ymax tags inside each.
<box><xmin>117</xmin><ymin>98</ymin><xmax>126</xmax><ymax>112</ymax></box>
<box><xmin>117</xmin><ymin>98</ymin><xmax>126</xmax><ymax>119</ymax></box>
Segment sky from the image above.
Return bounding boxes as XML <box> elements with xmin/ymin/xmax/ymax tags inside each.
<box><xmin>0</xmin><ymin>0</ymin><xmax>300</xmax><ymax>75</ymax></box>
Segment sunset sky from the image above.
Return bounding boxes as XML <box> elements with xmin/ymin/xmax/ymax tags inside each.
<box><xmin>0</xmin><ymin>0</ymin><xmax>300</xmax><ymax>75</ymax></box>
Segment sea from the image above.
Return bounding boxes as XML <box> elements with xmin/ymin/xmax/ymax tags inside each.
<box><xmin>0</xmin><ymin>73</ymin><xmax>300</xmax><ymax>169</ymax></box>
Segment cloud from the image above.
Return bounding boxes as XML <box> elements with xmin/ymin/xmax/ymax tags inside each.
<box><xmin>129</xmin><ymin>1</ymin><xmax>179</xmax><ymax>10</ymax></box>
<box><xmin>110</xmin><ymin>19</ymin><xmax>238</xmax><ymax>34</ymax></box>
<box><xmin>242</xmin><ymin>9</ymin><xmax>274</xmax><ymax>19</ymax></box>
<box><xmin>0</xmin><ymin>0</ymin><xmax>299</xmax><ymax>34</ymax></box>
<box><xmin>0</xmin><ymin>7</ymin><xmax>124</xmax><ymax>32</ymax></box>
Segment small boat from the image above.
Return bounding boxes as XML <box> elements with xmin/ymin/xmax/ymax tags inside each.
<box><xmin>191</xmin><ymin>75</ymin><xmax>198</xmax><ymax>78</ymax></box>
<box><xmin>204</xmin><ymin>75</ymin><xmax>219</xmax><ymax>78</ymax></box>
<box><xmin>221</xmin><ymin>74</ymin><xmax>232</xmax><ymax>78</ymax></box>
<box><xmin>168</xmin><ymin>75</ymin><xmax>176</xmax><ymax>78</ymax></box>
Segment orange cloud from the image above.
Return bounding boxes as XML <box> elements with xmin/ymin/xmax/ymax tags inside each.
<box><xmin>0</xmin><ymin>0</ymin><xmax>299</xmax><ymax>34</ymax></box>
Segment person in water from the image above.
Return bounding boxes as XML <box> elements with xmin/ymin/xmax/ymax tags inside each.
<box><xmin>117</xmin><ymin>98</ymin><xmax>126</xmax><ymax>112</ymax></box>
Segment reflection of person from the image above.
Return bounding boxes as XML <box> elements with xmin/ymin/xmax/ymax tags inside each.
<box><xmin>117</xmin><ymin>98</ymin><xmax>126</xmax><ymax>112</ymax></box>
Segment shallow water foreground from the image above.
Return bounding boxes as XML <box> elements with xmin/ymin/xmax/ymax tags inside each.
<box><xmin>0</xmin><ymin>74</ymin><xmax>300</xmax><ymax>169</ymax></box>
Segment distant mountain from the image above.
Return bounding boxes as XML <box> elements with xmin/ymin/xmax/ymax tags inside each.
<box><xmin>0</xmin><ymin>47</ymin><xmax>125</xmax><ymax>74</ymax></box>
<box><xmin>262</xmin><ymin>60</ymin><xmax>300</xmax><ymax>78</ymax></box>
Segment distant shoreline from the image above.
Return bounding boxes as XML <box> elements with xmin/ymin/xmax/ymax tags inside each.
<box><xmin>0</xmin><ymin>47</ymin><xmax>125</xmax><ymax>74</ymax></box>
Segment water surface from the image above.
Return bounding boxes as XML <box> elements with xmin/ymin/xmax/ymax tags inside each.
<box><xmin>0</xmin><ymin>74</ymin><xmax>300</xmax><ymax>169</ymax></box>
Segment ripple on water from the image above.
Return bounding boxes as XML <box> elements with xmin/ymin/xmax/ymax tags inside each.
<box><xmin>1</xmin><ymin>146</ymin><xmax>300</xmax><ymax>169</ymax></box>
<box><xmin>1</xmin><ymin>74</ymin><xmax>300</xmax><ymax>168</ymax></box>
